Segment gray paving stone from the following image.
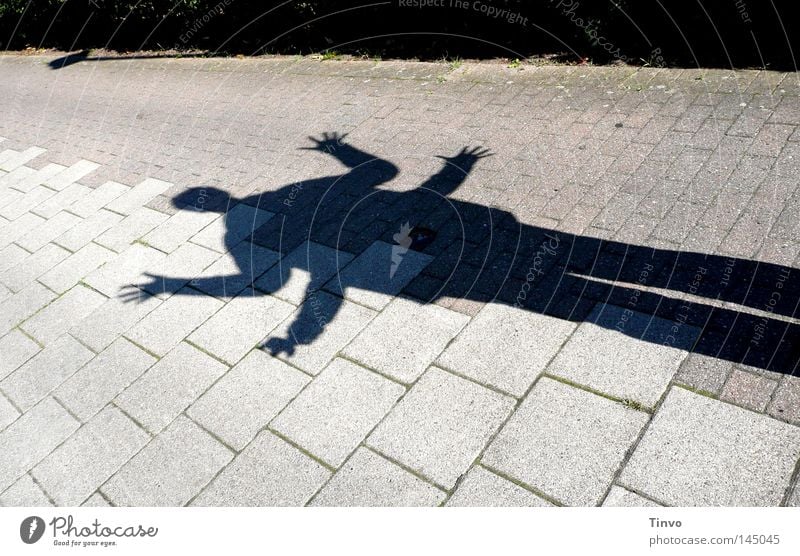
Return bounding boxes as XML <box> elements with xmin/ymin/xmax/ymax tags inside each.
<box><xmin>192</xmin><ymin>431</ymin><xmax>330</xmax><ymax>506</ymax></box>
<box><xmin>674</xmin><ymin>353</ymin><xmax>732</xmax><ymax>395</ymax></box>
<box><xmin>0</xmin><ymin>185</ymin><xmax>57</xmax><ymax>220</ymax></box>
<box><xmin>82</xmin><ymin>243</ymin><xmax>165</xmax><ymax>297</ymax></box>
<box><xmin>548</xmin><ymin>303</ymin><xmax>700</xmax><ymax>407</ymax></box>
<box><xmin>30</xmin><ymin>182</ymin><xmax>90</xmax><ymax>219</ymax></box>
<box><xmin>190</xmin><ymin>203</ymin><xmax>274</xmax><ymax>253</ymax></box>
<box><xmin>21</xmin><ymin>285</ymin><xmax>107</xmax><ymax>344</ymax></box>
<box><xmin>141</xmin><ymin>242</ymin><xmax>221</xmax><ymax>299</ymax></box>
<box><xmin>55</xmin><ymin>338</ymin><xmax>157</xmax><ymax>422</ymax></box>
<box><xmin>721</xmin><ymin>369</ymin><xmax>778</xmax><ymax>412</ymax></box>
<box><xmin>43</xmin><ymin>160</ymin><xmax>99</xmax><ymax>191</ymax></box>
<box><xmin>13</xmin><ymin>163</ymin><xmax>66</xmax><ymax>194</ymax></box>
<box><xmin>787</xmin><ymin>484</ymin><xmax>800</xmax><ymax>507</ymax></box>
<box><xmin>15</xmin><ymin>211</ymin><xmax>82</xmax><ymax>252</ymax></box>
<box><xmin>447</xmin><ymin>466</ymin><xmax>552</xmax><ymax>507</ymax></box>
<box><xmin>0</xmin><ymin>188</ymin><xmax>23</xmax><ymax>212</ymax></box>
<box><xmin>81</xmin><ymin>493</ymin><xmax>111</xmax><ymax>507</ymax></box>
<box><xmin>343</xmin><ymin>297</ymin><xmax>468</xmax><ymax>384</ymax></box>
<box><xmin>768</xmin><ymin>376</ymin><xmax>800</xmax><ymax>425</ymax></box>
<box><xmin>0</xmin><ymin>146</ymin><xmax>45</xmax><ymax>172</ymax></box>
<box><xmin>116</xmin><ymin>342</ymin><xmax>227</xmax><ymax>433</ymax></box>
<box><xmin>188</xmin><ymin>289</ymin><xmax>293</xmax><ymax>365</ymax></box>
<box><xmin>188</xmin><ymin>350</ymin><xmax>309</xmax><ymax>451</ymax></box>
<box><xmin>142</xmin><ymin>208</ymin><xmax>219</xmax><ymax>253</ymax></box>
<box><xmin>38</xmin><ymin>242</ymin><xmax>116</xmax><ymax>294</ymax></box>
<box><xmin>95</xmin><ymin>207</ymin><xmax>169</xmax><ymax>252</ymax></box>
<box><xmin>0</xmin><ymin>212</ymin><xmax>45</xmax><ymax>249</ymax></box>
<box><xmin>53</xmin><ymin>209</ymin><xmax>123</xmax><ymax>252</ymax></box>
<box><xmin>0</xmin><ymin>393</ymin><xmax>20</xmax><ymax>430</ymax></box>
<box><xmin>192</xmin><ymin>241</ymin><xmax>280</xmax><ymax>298</ymax></box>
<box><xmin>602</xmin><ymin>486</ymin><xmax>661</xmax><ymax>507</ymax></box>
<box><xmin>32</xmin><ymin>406</ymin><xmax>150</xmax><ymax>506</ymax></box>
<box><xmin>368</xmin><ymin>367</ymin><xmax>514</xmax><ymax>489</ymax></box>
<box><xmin>437</xmin><ymin>303</ymin><xmax>576</xmax><ymax>397</ymax></box>
<box><xmin>0</xmin><ymin>397</ymin><xmax>79</xmax><ymax>492</ymax></box>
<box><xmin>67</xmin><ymin>180</ymin><xmax>129</xmax><ymax>218</ymax></box>
<box><xmin>0</xmin><ymin>330</ymin><xmax>41</xmax><ymax>381</ymax></box>
<box><xmin>1</xmin><ymin>334</ymin><xmax>95</xmax><ymax>411</ymax></box>
<box><xmin>0</xmin><ymin>282</ymin><xmax>56</xmax><ymax>336</ymax></box>
<box><xmin>0</xmin><ymin>244</ymin><xmax>29</xmax><ymax>274</ymax></box>
<box><xmin>124</xmin><ymin>288</ymin><xmax>223</xmax><ymax>356</ymax></box>
<box><xmin>102</xmin><ymin>416</ymin><xmax>232</xmax><ymax>506</ymax></box>
<box><xmin>0</xmin><ymin>165</ymin><xmax>37</xmax><ymax>190</ymax></box>
<box><xmin>0</xmin><ymin>243</ymin><xmax>71</xmax><ymax>293</ymax></box>
<box><xmin>484</xmin><ymin>378</ymin><xmax>648</xmax><ymax>506</ymax></box>
<box><xmin>620</xmin><ymin>387</ymin><xmax>800</xmax><ymax>506</ymax></box>
<box><xmin>265</xmin><ymin>291</ymin><xmax>376</xmax><ymax>375</ymax></box>
<box><xmin>312</xmin><ymin>447</ymin><xmax>445</xmax><ymax>507</ymax></box>
<box><xmin>69</xmin><ymin>293</ymin><xmax>162</xmax><ymax>352</ymax></box>
<box><xmin>256</xmin><ymin>241</ymin><xmax>354</xmax><ymax>305</ymax></box>
<box><xmin>104</xmin><ymin>177</ymin><xmax>172</xmax><ymax>216</ymax></box>
<box><xmin>324</xmin><ymin>241</ymin><xmax>433</xmax><ymax>310</ymax></box>
<box><xmin>0</xmin><ymin>473</ymin><xmax>53</xmax><ymax>506</ymax></box>
<box><xmin>272</xmin><ymin>358</ymin><xmax>404</xmax><ymax>466</ymax></box>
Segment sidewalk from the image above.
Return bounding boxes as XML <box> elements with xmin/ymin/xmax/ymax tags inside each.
<box><xmin>0</xmin><ymin>54</ymin><xmax>799</xmax><ymax>506</ymax></box>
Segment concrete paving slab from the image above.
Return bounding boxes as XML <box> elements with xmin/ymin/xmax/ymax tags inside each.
<box><xmin>312</xmin><ymin>448</ymin><xmax>445</xmax><ymax>507</ymax></box>
<box><xmin>1</xmin><ymin>334</ymin><xmax>95</xmax><ymax>411</ymax></box>
<box><xmin>115</xmin><ymin>342</ymin><xmax>227</xmax><ymax>433</ymax></box>
<box><xmin>0</xmin><ymin>473</ymin><xmax>53</xmax><ymax>506</ymax></box>
<box><xmin>437</xmin><ymin>303</ymin><xmax>576</xmax><ymax>397</ymax></box>
<box><xmin>256</xmin><ymin>241</ymin><xmax>354</xmax><ymax>305</ymax></box>
<box><xmin>265</xmin><ymin>291</ymin><xmax>376</xmax><ymax>375</ymax></box>
<box><xmin>548</xmin><ymin>303</ymin><xmax>700</xmax><ymax>407</ymax></box>
<box><xmin>483</xmin><ymin>378</ymin><xmax>649</xmax><ymax>506</ymax></box>
<box><xmin>188</xmin><ymin>350</ymin><xmax>310</xmax><ymax>451</ymax></box>
<box><xmin>0</xmin><ymin>398</ymin><xmax>79</xmax><ymax>492</ymax></box>
<box><xmin>188</xmin><ymin>288</ymin><xmax>294</xmax><ymax>365</ymax></box>
<box><xmin>447</xmin><ymin>466</ymin><xmax>553</xmax><ymax>507</ymax></box>
<box><xmin>192</xmin><ymin>431</ymin><xmax>330</xmax><ymax>506</ymax></box>
<box><xmin>324</xmin><ymin>241</ymin><xmax>433</xmax><ymax>310</ymax></box>
<box><xmin>272</xmin><ymin>358</ymin><xmax>405</xmax><ymax>466</ymax></box>
<box><xmin>368</xmin><ymin>367</ymin><xmax>514</xmax><ymax>489</ymax></box>
<box><xmin>102</xmin><ymin>416</ymin><xmax>232</xmax><ymax>506</ymax></box>
<box><xmin>621</xmin><ymin>387</ymin><xmax>800</xmax><ymax>506</ymax></box>
<box><xmin>55</xmin><ymin>338</ymin><xmax>157</xmax><ymax>422</ymax></box>
<box><xmin>190</xmin><ymin>203</ymin><xmax>274</xmax><ymax>253</ymax></box>
<box><xmin>602</xmin><ymin>486</ymin><xmax>661</xmax><ymax>507</ymax></box>
<box><xmin>32</xmin><ymin>406</ymin><xmax>149</xmax><ymax>505</ymax></box>
<box><xmin>123</xmin><ymin>288</ymin><xmax>223</xmax><ymax>356</ymax></box>
<box><xmin>0</xmin><ymin>330</ymin><xmax>41</xmax><ymax>381</ymax></box>
<box><xmin>343</xmin><ymin>297</ymin><xmax>468</xmax><ymax>384</ymax></box>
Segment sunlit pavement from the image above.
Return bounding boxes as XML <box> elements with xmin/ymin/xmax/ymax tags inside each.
<box><xmin>0</xmin><ymin>54</ymin><xmax>799</xmax><ymax>506</ymax></box>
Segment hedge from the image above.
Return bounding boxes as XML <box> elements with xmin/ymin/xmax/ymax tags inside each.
<box><xmin>0</xmin><ymin>1</ymin><xmax>795</xmax><ymax>69</ymax></box>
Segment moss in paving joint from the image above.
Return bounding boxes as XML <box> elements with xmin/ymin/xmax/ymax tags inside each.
<box><xmin>542</xmin><ymin>373</ymin><xmax>653</xmax><ymax>413</ymax></box>
<box><xmin>479</xmin><ymin>462</ymin><xmax>564</xmax><ymax>506</ymax></box>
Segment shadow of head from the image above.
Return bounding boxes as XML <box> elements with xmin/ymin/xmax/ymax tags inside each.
<box><xmin>48</xmin><ymin>50</ymin><xmax>91</xmax><ymax>70</ymax></box>
<box><xmin>172</xmin><ymin>186</ymin><xmax>233</xmax><ymax>213</ymax></box>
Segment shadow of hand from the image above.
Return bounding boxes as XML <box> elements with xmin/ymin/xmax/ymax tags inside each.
<box><xmin>300</xmin><ymin>131</ymin><xmax>348</xmax><ymax>153</ymax></box>
<box><xmin>436</xmin><ymin>146</ymin><xmax>493</xmax><ymax>170</ymax></box>
<box><xmin>118</xmin><ymin>272</ymin><xmax>170</xmax><ymax>303</ymax></box>
<box><xmin>262</xmin><ymin>336</ymin><xmax>297</xmax><ymax>357</ymax></box>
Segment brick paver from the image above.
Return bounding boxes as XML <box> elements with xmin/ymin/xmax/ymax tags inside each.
<box><xmin>0</xmin><ymin>54</ymin><xmax>798</xmax><ymax>506</ymax></box>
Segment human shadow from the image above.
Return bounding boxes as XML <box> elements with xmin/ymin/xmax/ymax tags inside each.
<box><xmin>47</xmin><ymin>50</ymin><xmax>215</xmax><ymax>70</ymax></box>
<box><xmin>120</xmin><ymin>132</ymin><xmax>800</xmax><ymax>375</ymax></box>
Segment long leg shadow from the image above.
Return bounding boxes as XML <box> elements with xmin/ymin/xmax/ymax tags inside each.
<box><xmin>119</xmin><ymin>133</ymin><xmax>800</xmax><ymax>377</ymax></box>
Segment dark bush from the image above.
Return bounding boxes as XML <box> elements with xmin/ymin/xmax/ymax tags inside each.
<box><xmin>0</xmin><ymin>1</ymin><xmax>796</xmax><ymax>69</ymax></box>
